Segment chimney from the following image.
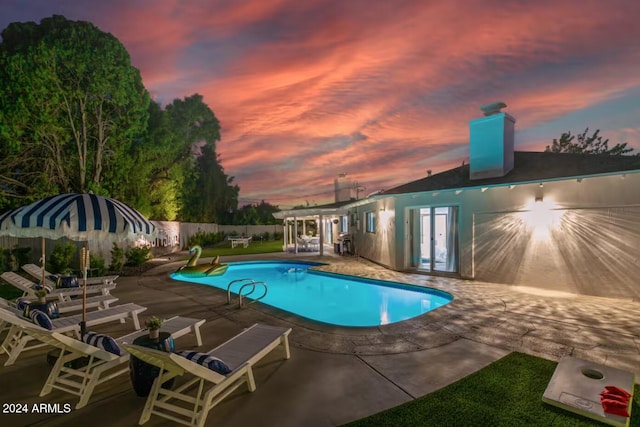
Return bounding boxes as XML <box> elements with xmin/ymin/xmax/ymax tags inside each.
<box><xmin>469</xmin><ymin>101</ymin><xmax>515</xmax><ymax>180</ymax></box>
<box><xmin>334</xmin><ymin>173</ymin><xmax>354</xmax><ymax>202</ymax></box>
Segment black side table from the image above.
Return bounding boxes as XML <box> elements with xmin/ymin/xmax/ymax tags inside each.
<box><xmin>129</xmin><ymin>332</ymin><xmax>176</xmax><ymax>397</ymax></box>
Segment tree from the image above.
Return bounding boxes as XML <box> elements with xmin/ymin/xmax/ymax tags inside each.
<box><xmin>153</xmin><ymin>94</ymin><xmax>239</xmax><ymax>223</ymax></box>
<box><xmin>233</xmin><ymin>201</ymin><xmax>280</xmax><ymax>225</ymax></box>
<box><xmin>0</xmin><ymin>15</ymin><xmax>149</xmax><ymax>204</ymax></box>
<box><xmin>0</xmin><ymin>16</ymin><xmax>240</xmax><ymax>222</ymax></box>
<box><xmin>545</xmin><ymin>128</ymin><xmax>636</xmax><ymax>156</ymax></box>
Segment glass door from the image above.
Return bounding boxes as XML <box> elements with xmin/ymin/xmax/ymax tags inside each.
<box><xmin>409</xmin><ymin>206</ymin><xmax>459</xmax><ymax>273</ymax></box>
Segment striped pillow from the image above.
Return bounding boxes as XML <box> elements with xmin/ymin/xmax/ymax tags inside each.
<box><xmin>16</xmin><ymin>298</ymin><xmax>30</xmax><ymax>311</ymax></box>
<box><xmin>33</xmin><ymin>284</ymin><xmax>53</xmax><ymax>294</ymax></box>
<box><xmin>29</xmin><ymin>309</ymin><xmax>53</xmax><ymax>330</ymax></box>
<box><xmin>177</xmin><ymin>351</ymin><xmax>231</xmax><ymax>375</ymax></box>
<box><xmin>82</xmin><ymin>332</ymin><xmax>122</xmax><ymax>356</ymax></box>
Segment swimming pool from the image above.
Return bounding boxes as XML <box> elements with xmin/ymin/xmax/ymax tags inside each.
<box><xmin>171</xmin><ymin>261</ymin><xmax>453</xmax><ymax>327</ymax></box>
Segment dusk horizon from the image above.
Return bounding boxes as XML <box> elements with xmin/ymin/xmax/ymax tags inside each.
<box><xmin>2</xmin><ymin>0</ymin><xmax>639</xmax><ymax>209</ymax></box>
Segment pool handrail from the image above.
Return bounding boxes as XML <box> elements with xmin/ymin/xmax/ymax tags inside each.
<box><xmin>226</xmin><ymin>278</ymin><xmax>255</xmax><ymax>304</ymax></box>
<box><xmin>238</xmin><ymin>281</ymin><xmax>268</xmax><ymax>308</ymax></box>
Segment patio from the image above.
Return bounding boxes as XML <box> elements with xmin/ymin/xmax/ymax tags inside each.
<box><xmin>1</xmin><ymin>252</ymin><xmax>639</xmax><ymax>426</ymax></box>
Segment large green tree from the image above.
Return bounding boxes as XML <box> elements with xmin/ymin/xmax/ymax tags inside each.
<box><xmin>132</xmin><ymin>94</ymin><xmax>239</xmax><ymax>222</ymax></box>
<box><xmin>545</xmin><ymin>128</ymin><xmax>636</xmax><ymax>156</ymax></box>
<box><xmin>234</xmin><ymin>201</ymin><xmax>280</xmax><ymax>225</ymax></box>
<box><xmin>0</xmin><ymin>16</ymin><xmax>240</xmax><ymax>223</ymax></box>
<box><xmin>0</xmin><ymin>15</ymin><xmax>149</xmax><ymax>205</ymax></box>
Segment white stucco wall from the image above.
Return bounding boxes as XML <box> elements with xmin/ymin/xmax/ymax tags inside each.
<box><xmin>351</xmin><ymin>171</ymin><xmax>640</xmax><ymax>299</ymax></box>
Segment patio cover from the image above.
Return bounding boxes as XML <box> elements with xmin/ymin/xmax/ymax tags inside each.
<box><xmin>273</xmin><ymin>201</ymin><xmax>351</xmax><ymax>255</ymax></box>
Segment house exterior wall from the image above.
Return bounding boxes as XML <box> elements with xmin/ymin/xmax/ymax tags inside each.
<box><xmin>350</xmin><ymin>171</ymin><xmax>640</xmax><ymax>300</ymax></box>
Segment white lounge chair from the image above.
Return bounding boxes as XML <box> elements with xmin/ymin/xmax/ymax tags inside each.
<box><xmin>24</xmin><ymin>315</ymin><xmax>205</xmax><ymax>409</ymax></box>
<box><xmin>22</xmin><ymin>263</ymin><xmax>119</xmax><ymax>286</ymax></box>
<box><xmin>0</xmin><ymin>294</ymin><xmax>118</xmax><ymax>335</ymax></box>
<box><xmin>0</xmin><ymin>303</ymin><xmax>147</xmax><ymax>366</ymax></box>
<box><xmin>1</xmin><ymin>271</ymin><xmax>115</xmax><ymax>302</ymax></box>
<box><xmin>122</xmin><ymin>323</ymin><xmax>291</xmax><ymax>427</ymax></box>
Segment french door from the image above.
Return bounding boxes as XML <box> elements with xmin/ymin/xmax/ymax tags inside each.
<box><xmin>409</xmin><ymin>206</ymin><xmax>459</xmax><ymax>273</ymax></box>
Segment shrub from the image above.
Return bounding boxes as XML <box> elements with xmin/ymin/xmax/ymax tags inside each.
<box><xmin>125</xmin><ymin>245</ymin><xmax>152</xmax><ymax>267</ymax></box>
<box><xmin>90</xmin><ymin>253</ymin><xmax>106</xmax><ymax>277</ymax></box>
<box><xmin>186</xmin><ymin>231</ymin><xmax>226</xmax><ymax>248</ymax></box>
<box><xmin>0</xmin><ymin>246</ymin><xmax>29</xmax><ymax>273</ymax></box>
<box><xmin>48</xmin><ymin>241</ymin><xmax>76</xmax><ymax>274</ymax></box>
<box><xmin>109</xmin><ymin>243</ymin><xmax>125</xmax><ymax>273</ymax></box>
<box><xmin>272</xmin><ymin>231</ymin><xmax>283</xmax><ymax>240</ymax></box>
<box><xmin>262</xmin><ymin>231</ymin><xmax>271</xmax><ymax>241</ymax></box>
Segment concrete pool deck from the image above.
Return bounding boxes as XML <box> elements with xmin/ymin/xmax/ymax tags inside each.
<box><xmin>1</xmin><ymin>252</ymin><xmax>639</xmax><ymax>426</ymax></box>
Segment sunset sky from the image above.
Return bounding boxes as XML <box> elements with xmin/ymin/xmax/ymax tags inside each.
<box><xmin>2</xmin><ymin>0</ymin><xmax>639</xmax><ymax>208</ymax></box>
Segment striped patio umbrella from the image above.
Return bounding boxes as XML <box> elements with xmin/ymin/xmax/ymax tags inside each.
<box><xmin>0</xmin><ymin>193</ymin><xmax>156</xmax><ymax>335</ymax></box>
<box><xmin>0</xmin><ymin>193</ymin><xmax>156</xmax><ymax>241</ymax></box>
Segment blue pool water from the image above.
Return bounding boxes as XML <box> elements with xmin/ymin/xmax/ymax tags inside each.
<box><xmin>171</xmin><ymin>261</ymin><xmax>453</xmax><ymax>327</ymax></box>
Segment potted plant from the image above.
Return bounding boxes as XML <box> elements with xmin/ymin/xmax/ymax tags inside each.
<box><xmin>34</xmin><ymin>289</ymin><xmax>47</xmax><ymax>304</ymax></box>
<box><xmin>145</xmin><ymin>316</ymin><xmax>164</xmax><ymax>340</ymax></box>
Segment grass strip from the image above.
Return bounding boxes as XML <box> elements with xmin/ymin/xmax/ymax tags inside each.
<box><xmin>345</xmin><ymin>352</ymin><xmax>639</xmax><ymax>427</ymax></box>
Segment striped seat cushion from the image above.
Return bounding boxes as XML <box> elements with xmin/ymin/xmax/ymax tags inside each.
<box><xmin>82</xmin><ymin>332</ymin><xmax>122</xmax><ymax>356</ymax></box>
<box><xmin>177</xmin><ymin>350</ymin><xmax>231</xmax><ymax>375</ymax></box>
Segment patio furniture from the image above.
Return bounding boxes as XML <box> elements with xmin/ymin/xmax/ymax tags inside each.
<box><xmin>229</xmin><ymin>236</ymin><xmax>252</xmax><ymax>248</ymax></box>
<box><xmin>0</xmin><ymin>294</ymin><xmax>118</xmax><ymax>315</ymax></box>
<box><xmin>24</xmin><ymin>315</ymin><xmax>205</xmax><ymax>409</ymax></box>
<box><xmin>1</xmin><ymin>271</ymin><xmax>115</xmax><ymax>302</ymax></box>
<box><xmin>308</xmin><ymin>237</ymin><xmax>320</xmax><ymax>251</ymax></box>
<box><xmin>0</xmin><ymin>303</ymin><xmax>147</xmax><ymax>366</ymax></box>
<box><xmin>130</xmin><ymin>331</ymin><xmax>176</xmax><ymax>397</ymax></box>
<box><xmin>122</xmin><ymin>323</ymin><xmax>291</xmax><ymax>427</ymax></box>
<box><xmin>22</xmin><ymin>263</ymin><xmax>119</xmax><ymax>286</ymax></box>
<box><xmin>296</xmin><ymin>236</ymin><xmax>309</xmax><ymax>251</ymax></box>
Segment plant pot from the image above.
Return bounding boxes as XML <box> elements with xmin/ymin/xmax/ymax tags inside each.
<box><xmin>37</xmin><ymin>297</ymin><xmax>46</xmax><ymax>304</ymax></box>
<box><xmin>149</xmin><ymin>329</ymin><xmax>159</xmax><ymax>340</ymax></box>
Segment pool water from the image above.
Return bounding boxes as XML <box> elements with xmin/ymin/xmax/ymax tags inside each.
<box><xmin>171</xmin><ymin>261</ymin><xmax>453</xmax><ymax>327</ymax></box>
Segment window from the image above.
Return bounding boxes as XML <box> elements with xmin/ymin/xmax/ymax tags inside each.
<box><xmin>365</xmin><ymin>211</ymin><xmax>376</xmax><ymax>233</ymax></box>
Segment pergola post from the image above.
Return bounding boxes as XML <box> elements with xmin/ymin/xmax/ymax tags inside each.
<box><xmin>293</xmin><ymin>216</ymin><xmax>298</xmax><ymax>254</ymax></box>
<box><xmin>318</xmin><ymin>214</ymin><xmax>324</xmax><ymax>256</ymax></box>
<box><xmin>282</xmin><ymin>220</ymin><xmax>288</xmax><ymax>252</ymax></box>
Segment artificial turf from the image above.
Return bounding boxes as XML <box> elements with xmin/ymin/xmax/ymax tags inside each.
<box><xmin>345</xmin><ymin>352</ymin><xmax>639</xmax><ymax>427</ymax></box>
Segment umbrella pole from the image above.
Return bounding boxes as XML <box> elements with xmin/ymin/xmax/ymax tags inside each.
<box><xmin>41</xmin><ymin>237</ymin><xmax>45</xmax><ymax>286</ymax></box>
<box><xmin>80</xmin><ymin>244</ymin><xmax>89</xmax><ymax>336</ymax></box>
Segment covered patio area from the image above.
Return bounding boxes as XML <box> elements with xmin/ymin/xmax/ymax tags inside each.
<box><xmin>273</xmin><ymin>201</ymin><xmax>351</xmax><ymax>256</ymax></box>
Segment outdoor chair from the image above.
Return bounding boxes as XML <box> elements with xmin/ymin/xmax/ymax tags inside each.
<box><xmin>24</xmin><ymin>315</ymin><xmax>205</xmax><ymax>409</ymax></box>
<box><xmin>1</xmin><ymin>271</ymin><xmax>116</xmax><ymax>302</ymax></box>
<box><xmin>296</xmin><ymin>237</ymin><xmax>309</xmax><ymax>251</ymax></box>
<box><xmin>22</xmin><ymin>263</ymin><xmax>119</xmax><ymax>287</ymax></box>
<box><xmin>0</xmin><ymin>293</ymin><xmax>118</xmax><ymax>333</ymax></box>
<box><xmin>0</xmin><ymin>303</ymin><xmax>147</xmax><ymax>366</ymax></box>
<box><xmin>308</xmin><ymin>237</ymin><xmax>320</xmax><ymax>251</ymax></box>
<box><xmin>122</xmin><ymin>323</ymin><xmax>291</xmax><ymax>427</ymax></box>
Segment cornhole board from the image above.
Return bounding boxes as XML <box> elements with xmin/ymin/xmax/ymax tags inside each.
<box><xmin>543</xmin><ymin>356</ymin><xmax>635</xmax><ymax>427</ymax></box>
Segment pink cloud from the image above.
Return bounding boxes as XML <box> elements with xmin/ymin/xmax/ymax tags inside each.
<box><xmin>3</xmin><ymin>0</ymin><xmax>639</xmax><ymax>208</ymax></box>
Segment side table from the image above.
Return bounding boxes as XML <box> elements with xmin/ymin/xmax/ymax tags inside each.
<box><xmin>26</xmin><ymin>301</ymin><xmax>60</xmax><ymax>319</ymax></box>
<box><xmin>129</xmin><ymin>331</ymin><xmax>176</xmax><ymax>397</ymax></box>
